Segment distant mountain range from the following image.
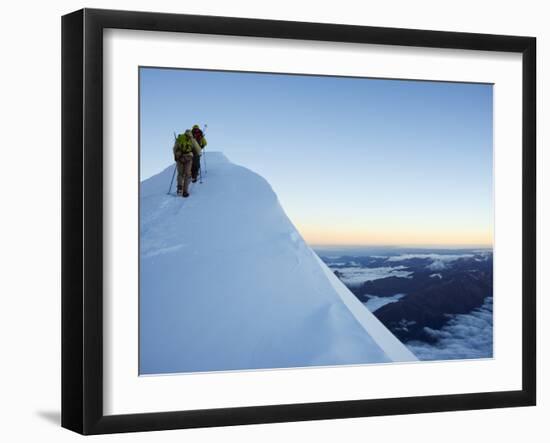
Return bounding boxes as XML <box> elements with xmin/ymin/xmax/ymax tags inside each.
<box><xmin>318</xmin><ymin>249</ymin><xmax>493</xmax><ymax>360</ymax></box>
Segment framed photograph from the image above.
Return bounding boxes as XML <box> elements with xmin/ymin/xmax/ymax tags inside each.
<box><xmin>61</xmin><ymin>8</ymin><xmax>536</xmax><ymax>435</ymax></box>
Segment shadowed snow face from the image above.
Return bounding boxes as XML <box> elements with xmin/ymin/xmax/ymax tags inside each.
<box><xmin>405</xmin><ymin>297</ymin><xmax>493</xmax><ymax>360</ymax></box>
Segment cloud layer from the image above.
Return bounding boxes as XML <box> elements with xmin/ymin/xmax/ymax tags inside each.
<box><xmin>385</xmin><ymin>253</ymin><xmax>475</xmax><ymax>271</ymax></box>
<box><xmin>364</xmin><ymin>293</ymin><xmax>406</xmax><ymax>312</ymax></box>
<box><xmin>335</xmin><ymin>265</ymin><xmax>413</xmax><ymax>287</ymax></box>
<box><xmin>406</xmin><ymin>297</ymin><xmax>493</xmax><ymax>360</ymax></box>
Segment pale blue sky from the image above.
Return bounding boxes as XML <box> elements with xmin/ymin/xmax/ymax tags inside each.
<box><xmin>140</xmin><ymin>67</ymin><xmax>493</xmax><ymax>246</ymax></box>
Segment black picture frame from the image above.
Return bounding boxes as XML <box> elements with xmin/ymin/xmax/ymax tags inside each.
<box><xmin>61</xmin><ymin>8</ymin><xmax>536</xmax><ymax>435</ymax></box>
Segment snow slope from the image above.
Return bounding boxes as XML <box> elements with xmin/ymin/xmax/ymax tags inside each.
<box><xmin>140</xmin><ymin>152</ymin><xmax>416</xmax><ymax>374</ymax></box>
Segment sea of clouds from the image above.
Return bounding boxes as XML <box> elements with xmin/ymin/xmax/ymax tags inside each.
<box><xmin>406</xmin><ymin>297</ymin><xmax>493</xmax><ymax>360</ymax></box>
<box><xmin>385</xmin><ymin>253</ymin><xmax>476</xmax><ymax>271</ymax></box>
<box><xmin>363</xmin><ymin>293</ymin><xmax>406</xmax><ymax>312</ymax></box>
<box><xmin>335</xmin><ymin>265</ymin><xmax>413</xmax><ymax>287</ymax></box>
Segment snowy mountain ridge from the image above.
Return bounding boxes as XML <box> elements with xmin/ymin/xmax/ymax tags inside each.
<box><xmin>140</xmin><ymin>152</ymin><xmax>416</xmax><ymax>374</ymax></box>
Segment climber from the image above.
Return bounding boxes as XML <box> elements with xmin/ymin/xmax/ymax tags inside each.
<box><xmin>191</xmin><ymin>124</ymin><xmax>207</xmax><ymax>183</ymax></box>
<box><xmin>173</xmin><ymin>130</ymin><xmax>201</xmax><ymax>197</ymax></box>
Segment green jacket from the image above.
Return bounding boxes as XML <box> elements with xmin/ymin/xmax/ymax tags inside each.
<box><xmin>173</xmin><ymin>133</ymin><xmax>201</xmax><ymax>160</ymax></box>
<box><xmin>197</xmin><ymin>136</ymin><xmax>207</xmax><ymax>149</ymax></box>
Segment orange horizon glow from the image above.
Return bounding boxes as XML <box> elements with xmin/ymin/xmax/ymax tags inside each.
<box><xmin>296</xmin><ymin>223</ymin><xmax>493</xmax><ymax>248</ymax></box>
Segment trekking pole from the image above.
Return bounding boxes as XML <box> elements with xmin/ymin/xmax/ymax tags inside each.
<box><xmin>167</xmin><ymin>132</ymin><xmax>178</xmax><ymax>195</ymax></box>
<box><xmin>167</xmin><ymin>165</ymin><xmax>177</xmax><ymax>195</ymax></box>
<box><xmin>202</xmin><ymin>124</ymin><xmax>208</xmax><ymax>177</ymax></box>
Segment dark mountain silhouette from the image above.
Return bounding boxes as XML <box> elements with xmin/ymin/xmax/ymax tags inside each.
<box><xmin>374</xmin><ymin>267</ymin><xmax>492</xmax><ymax>342</ymax></box>
<box><xmin>325</xmin><ymin>253</ymin><xmax>493</xmax><ymax>345</ymax></box>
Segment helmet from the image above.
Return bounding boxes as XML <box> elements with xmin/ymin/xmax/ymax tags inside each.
<box><xmin>192</xmin><ymin>124</ymin><xmax>200</xmax><ymax>130</ymax></box>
